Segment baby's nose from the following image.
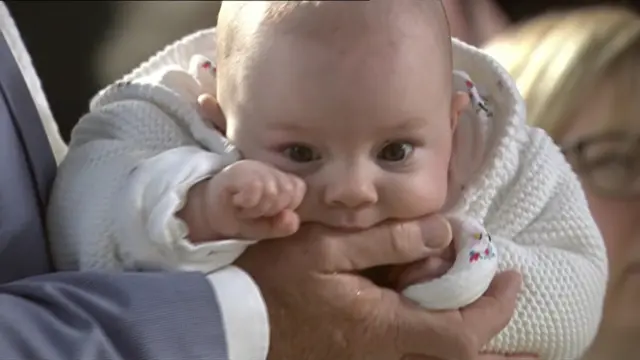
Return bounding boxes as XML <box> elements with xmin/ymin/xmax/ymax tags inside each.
<box><xmin>323</xmin><ymin>173</ymin><xmax>378</xmax><ymax>208</ymax></box>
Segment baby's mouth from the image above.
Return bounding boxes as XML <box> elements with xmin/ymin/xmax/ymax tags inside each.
<box><xmin>325</xmin><ymin>225</ymin><xmax>372</xmax><ymax>233</ymax></box>
<box><xmin>318</xmin><ymin>219</ymin><xmax>384</xmax><ymax>232</ymax></box>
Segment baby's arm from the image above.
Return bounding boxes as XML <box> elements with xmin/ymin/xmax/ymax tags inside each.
<box><xmin>483</xmin><ymin>169</ymin><xmax>608</xmax><ymax>359</ymax></box>
<box><xmin>47</xmin><ymin>72</ymin><xmax>271</xmax><ymax>273</ymax></box>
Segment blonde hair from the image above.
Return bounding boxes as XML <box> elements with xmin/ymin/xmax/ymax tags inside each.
<box><xmin>483</xmin><ymin>7</ymin><xmax>640</xmax><ymax>140</ymax></box>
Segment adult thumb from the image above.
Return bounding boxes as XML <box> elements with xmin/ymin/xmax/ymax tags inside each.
<box><xmin>460</xmin><ymin>271</ymin><xmax>522</xmax><ymax>346</ymax></box>
<box><xmin>419</xmin><ymin>214</ymin><xmax>453</xmax><ymax>251</ymax></box>
<box><xmin>319</xmin><ymin>215</ymin><xmax>453</xmax><ymax>273</ymax></box>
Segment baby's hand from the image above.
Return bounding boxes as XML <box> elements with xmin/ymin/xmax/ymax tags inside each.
<box><xmin>207</xmin><ymin>160</ymin><xmax>306</xmax><ymax>240</ymax></box>
<box><xmin>389</xmin><ymin>216</ymin><xmax>491</xmax><ymax>290</ymax></box>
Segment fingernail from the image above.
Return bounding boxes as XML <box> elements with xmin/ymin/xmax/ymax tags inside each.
<box><xmin>420</xmin><ymin>216</ymin><xmax>452</xmax><ymax>249</ymax></box>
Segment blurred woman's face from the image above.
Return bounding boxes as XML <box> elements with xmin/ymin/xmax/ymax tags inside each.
<box><xmin>563</xmin><ymin>80</ymin><xmax>640</xmax><ymax>357</ymax></box>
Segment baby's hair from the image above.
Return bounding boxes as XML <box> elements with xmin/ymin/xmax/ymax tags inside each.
<box><xmin>215</xmin><ymin>0</ymin><xmax>453</xmax><ymax>105</ymax></box>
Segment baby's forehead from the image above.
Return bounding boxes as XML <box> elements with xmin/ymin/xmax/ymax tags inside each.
<box><xmin>216</xmin><ymin>0</ymin><xmax>453</xmax><ymax>120</ymax></box>
<box><xmin>263</xmin><ymin>1</ymin><xmax>445</xmax><ymax>32</ymax></box>
<box><xmin>267</xmin><ymin>1</ymin><xmax>449</xmax><ymax>52</ymax></box>
<box><xmin>217</xmin><ymin>0</ymin><xmax>452</xmax><ymax>73</ymax></box>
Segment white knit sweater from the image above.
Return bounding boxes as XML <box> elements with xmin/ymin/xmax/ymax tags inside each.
<box><xmin>47</xmin><ymin>29</ymin><xmax>608</xmax><ymax>359</ymax></box>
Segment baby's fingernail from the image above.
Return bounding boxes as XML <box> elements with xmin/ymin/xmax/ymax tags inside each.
<box><xmin>420</xmin><ymin>217</ymin><xmax>452</xmax><ymax>249</ymax></box>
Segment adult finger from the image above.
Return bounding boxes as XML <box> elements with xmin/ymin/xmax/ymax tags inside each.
<box><xmin>460</xmin><ymin>271</ymin><xmax>523</xmax><ymax>346</ymax></box>
<box><xmin>316</xmin><ymin>215</ymin><xmax>453</xmax><ymax>272</ymax></box>
<box><xmin>421</xmin><ymin>214</ymin><xmax>453</xmax><ymax>249</ymax></box>
<box><xmin>395</xmin><ymin>272</ymin><xmax>521</xmax><ymax>360</ymax></box>
<box><xmin>238</xmin><ymin>211</ymin><xmax>299</xmax><ymax>239</ymax></box>
<box><xmin>478</xmin><ymin>354</ymin><xmax>538</xmax><ymax>360</ymax></box>
<box><xmin>394</xmin><ymin>257</ymin><xmax>454</xmax><ymax>290</ymax></box>
<box><xmin>394</xmin><ymin>300</ymin><xmax>478</xmax><ymax>360</ymax></box>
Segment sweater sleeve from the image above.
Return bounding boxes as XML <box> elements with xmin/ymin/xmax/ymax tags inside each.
<box><xmin>47</xmin><ymin>69</ymin><xmax>251</xmax><ymax>273</ymax></box>
<box><xmin>482</xmin><ymin>136</ymin><xmax>608</xmax><ymax>359</ymax></box>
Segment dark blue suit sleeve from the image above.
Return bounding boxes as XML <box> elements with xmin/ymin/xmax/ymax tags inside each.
<box><xmin>0</xmin><ymin>271</ymin><xmax>228</xmax><ymax>360</ymax></box>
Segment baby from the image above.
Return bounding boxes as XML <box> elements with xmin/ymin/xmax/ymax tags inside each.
<box><xmin>48</xmin><ymin>0</ymin><xmax>607</xmax><ymax>358</ymax></box>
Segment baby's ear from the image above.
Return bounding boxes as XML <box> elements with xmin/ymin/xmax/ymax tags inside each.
<box><xmin>198</xmin><ymin>93</ymin><xmax>227</xmax><ymax>134</ymax></box>
<box><xmin>450</xmin><ymin>91</ymin><xmax>470</xmax><ymax>131</ymax></box>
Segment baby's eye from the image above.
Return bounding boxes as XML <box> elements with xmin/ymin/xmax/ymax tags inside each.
<box><xmin>378</xmin><ymin>142</ymin><xmax>414</xmax><ymax>162</ymax></box>
<box><xmin>284</xmin><ymin>144</ymin><xmax>319</xmax><ymax>163</ymax></box>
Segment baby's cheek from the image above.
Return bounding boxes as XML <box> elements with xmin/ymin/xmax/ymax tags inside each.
<box><xmin>384</xmin><ymin>170</ymin><xmax>449</xmax><ymax>219</ymax></box>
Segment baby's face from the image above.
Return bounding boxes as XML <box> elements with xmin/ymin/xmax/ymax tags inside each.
<box><xmin>224</xmin><ymin>27</ymin><xmax>458</xmax><ymax>230</ymax></box>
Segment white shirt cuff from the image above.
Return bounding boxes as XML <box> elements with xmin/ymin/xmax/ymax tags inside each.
<box><xmin>115</xmin><ymin>146</ymin><xmax>246</xmax><ymax>271</ymax></box>
<box><xmin>206</xmin><ymin>266</ymin><xmax>270</xmax><ymax>360</ymax></box>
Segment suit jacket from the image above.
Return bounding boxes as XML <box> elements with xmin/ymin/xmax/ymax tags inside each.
<box><xmin>0</xmin><ymin>3</ymin><xmax>229</xmax><ymax>359</ymax></box>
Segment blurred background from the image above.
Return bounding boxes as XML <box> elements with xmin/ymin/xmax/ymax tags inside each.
<box><xmin>6</xmin><ymin>0</ymin><xmax>640</xmax><ymax>141</ymax></box>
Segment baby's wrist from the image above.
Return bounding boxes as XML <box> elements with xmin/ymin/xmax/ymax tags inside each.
<box><xmin>177</xmin><ymin>179</ymin><xmax>228</xmax><ymax>243</ymax></box>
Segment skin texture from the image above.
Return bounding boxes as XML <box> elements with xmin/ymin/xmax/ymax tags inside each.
<box><xmin>562</xmin><ymin>81</ymin><xmax>640</xmax><ymax>360</ymax></box>
<box><xmin>234</xmin><ymin>214</ymin><xmax>523</xmax><ymax>360</ymax></box>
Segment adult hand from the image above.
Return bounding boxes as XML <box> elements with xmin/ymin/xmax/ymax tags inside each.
<box><xmin>235</xmin><ymin>215</ymin><xmax>522</xmax><ymax>360</ymax></box>
<box><xmin>479</xmin><ymin>355</ymin><xmax>538</xmax><ymax>360</ymax></box>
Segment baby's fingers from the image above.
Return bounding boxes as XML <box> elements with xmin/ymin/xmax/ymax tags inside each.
<box><xmin>262</xmin><ymin>179</ymin><xmax>294</xmax><ymax>217</ymax></box>
<box><xmin>240</xmin><ymin>210</ymin><xmax>300</xmax><ymax>240</ymax></box>
<box><xmin>288</xmin><ymin>175</ymin><xmax>306</xmax><ymax>210</ymax></box>
<box><xmin>268</xmin><ymin>210</ymin><xmax>300</xmax><ymax>238</ymax></box>
<box><xmin>232</xmin><ymin>180</ymin><xmax>264</xmax><ymax>210</ymax></box>
<box><xmin>259</xmin><ymin>174</ymin><xmax>305</xmax><ymax>217</ymax></box>
<box><xmin>235</xmin><ymin>178</ymin><xmax>279</xmax><ymax>218</ymax></box>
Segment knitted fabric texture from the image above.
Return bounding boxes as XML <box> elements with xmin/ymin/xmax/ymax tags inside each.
<box><xmin>47</xmin><ymin>29</ymin><xmax>607</xmax><ymax>359</ymax></box>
